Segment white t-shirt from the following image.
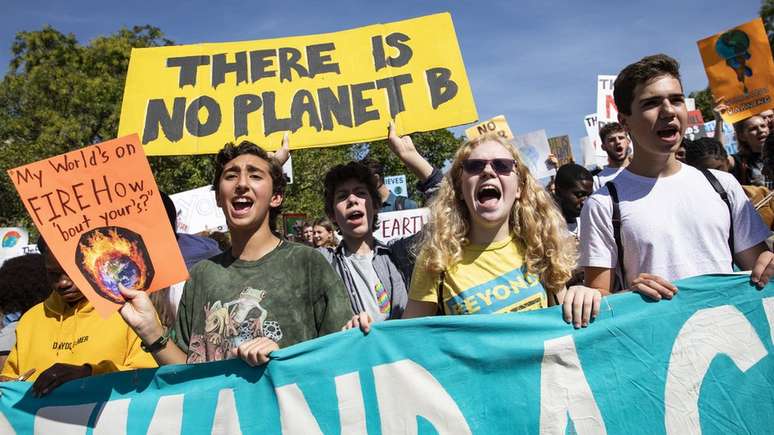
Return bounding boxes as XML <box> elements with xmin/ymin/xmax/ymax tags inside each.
<box><xmin>592</xmin><ymin>166</ymin><xmax>625</xmax><ymax>192</ymax></box>
<box><xmin>580</xmin><ymin>164</ymin><xmax>770</xmax><ymax>285</ymax></box>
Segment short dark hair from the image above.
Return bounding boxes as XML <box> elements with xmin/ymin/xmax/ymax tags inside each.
<box><xmin>684</xmin><ymin>137</ymin><xmax>727</xmax><ymax>168</ymax></box>
<box><xmin>212</xmin><ymin>141</ymin><xmax>287</xmax><ymax>230</ymax></box>
<box><xmin>555</xmin><ymin>163</ymin><xmax>593</xmax><ymax>191</ymax></box>
<box><xmin>324</xmin><ymin>161</ymin><xmax>381</xmax><ymax>230</ymax></box>
<box><xmin>159</xmin><ymin>191</ymin><xmax>178</xmax><ymax>236</ymax></box>
<box><xmin>0</xmin><ymin>254</ymin><xmax>51</xmax><ymax>314</ymax></box>
<box><xmin>614</xmin><ymin>54</ymin><xmax>682</xmax><ymax>116</ymax></box>
<box><xmin>359</xmin><ymin>157</ymin><xmax>384</xmax><ymax>179</ymax></box>
<box><xmin>599</xmin><ymin>122</ymin><xmax>626</xmax><ymax>143</ymax></box>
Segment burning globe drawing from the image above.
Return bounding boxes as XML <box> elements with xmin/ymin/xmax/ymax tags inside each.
<box><xmin>75</xmin><ymin>227</ymin><xmax>154</xmax><ymax>304</ymax></box>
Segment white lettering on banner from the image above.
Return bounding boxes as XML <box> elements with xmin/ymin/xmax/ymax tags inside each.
<box><xmin>335</xmin><ymin>372</ymin><xmax>368</xmax><ymax>434</ymax></box>
<box><xmin>146</xmin><ymin>394</ymin><xmax>184</xmax><ymax>435</ymax></box>
<box><xmin>539</xmin><ymin>335</ymin><xmax>606</xmax><ymax>435</ymax></box>
<box><xmin>34</xmin><ymin>403</ymin><xmax>95</xmax><ymax>435</ymax></box>
<box><xmin>211</xmin><ymin>389</ymin><xmax>242</xmax><ymax>435</ymax></box>
<box><xmin>93</xmin><ymin>399</ymin><xmax>130</xmax><ymax>435</ymax></box>
<box><xmin>276</xmin><ymin>383</ymin><xmax>324</xmax><ymax>435</ymax></box>
<box><xmin>763</xmin><ymin>297</ymin><xmax>774</xmax><ymax>343</ymax></box>
<box><xmin>664</xmin><ymin>305</ymin><xmax>769</xmax><ymax>435</ymax></box>
<box><xmin>0</xmin><ymin>411</ymin><xmax>15</xmax><ymax>435</ymax></box>
<box><xmin>374</xmin><ymin>359</ymin><xmax>471</xmax><ymax>435</ymax></box>
<box><xmin>276</xmin><ymin>359</ymin><xmax>469</xmax><ymax>434</ymax></box>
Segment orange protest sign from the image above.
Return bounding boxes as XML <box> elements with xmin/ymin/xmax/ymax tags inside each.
<box><xmin>7</xmin><ymin>134</ymin><xmax>188</xmax><ymax>317</ymax></box>
<box><xmin>698</xmin><ymin>18</ymin><xmax>774</xmax><ymax>124</ymax></box>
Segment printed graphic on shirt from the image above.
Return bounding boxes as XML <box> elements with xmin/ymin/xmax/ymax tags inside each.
<box><xmin>375</xmin><ymin>282</ymin><xmax>390</xmax><ymax>314</ymax></box>
<box><xmin>51</xmin><ymin>335</ymin><xmax>89</xmax><ymax>351</ymax></box>
<box><xmin>187</xmin><ymin>287</ymin><xmax>282</xmax><ymax>363</ymax></box>
<box><xmin>445</xmin><ymin>266</ymin><xmax>546</xmax><ymax>315</ymax></box>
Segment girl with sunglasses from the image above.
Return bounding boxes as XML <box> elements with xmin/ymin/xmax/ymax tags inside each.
<box><xmin>401</xmin><ymin>134</ymin><xmax>601</xmax><ymax>327</ymax></box>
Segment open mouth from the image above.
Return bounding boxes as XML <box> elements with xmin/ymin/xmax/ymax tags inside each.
<box><xmin>656</xmin><ymin>125</ymin><xmax>680</xmax><ymax>142</ymax></box>
<box><xmin>476</xmin><ymin>184</ymin><xmax>502</xmax><ymax>207</ymax></box>
<box><xmin>346</xmin><ymin>210</ymin><xmax>365</xmax><ymax>224</ymax></box>
<box><xmin>231</xmin><ymin>197</ymin><xmax>254</xmax><ymax>216</ymax></box>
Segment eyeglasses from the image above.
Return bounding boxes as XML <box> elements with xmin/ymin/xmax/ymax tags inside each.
<box><xmin>461</xmin><ymin>158</ymin><xmax>516</xmax><ymax>175</ymax></box>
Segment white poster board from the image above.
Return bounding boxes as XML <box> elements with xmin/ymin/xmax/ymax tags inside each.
<box><xmin>0</xmin><ymin>227</ymin><xmax>30</xmax><ymax>266</ymax></box>
<box><xmin>596</xmin><ymin>75</ymin><xmax>618</xmax><ymax>124</ymax></box>
<box><xmin>374</xmin><ymin>208</ymin><xmax>429</xmax><ymax>242</ymax></box>
<box><xmin>515</xmin><ymin>129</ymin><xmax>556</xmax><ymax>179</ymax></box>
<box><xmin>384</xmin><ymin>175</ymin><xmax>408</xmax><ymax>197</ymax></box>
<box><xmin>283</xmin><ymin>155</ymin><xmax>293</xmax><ymax>184</ymax></box>
<box><xmin>170</xmin><ymin>186</ymin><xmax>228</xmax><ymax>234</ymax></box>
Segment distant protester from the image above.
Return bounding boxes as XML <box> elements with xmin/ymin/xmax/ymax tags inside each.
<box><xmin>684</xmin><ymin>137</ymin><xmax>729</xmax><ymax>172</ymax></box>
<box><xmin>730</xmin><ymin>115</ymin><xmax>770</xmax><ymax>187</ymax></box>
<box><xmin>554</xmin><ymin>163</ymin><xmax>594</xmax><ymax>239</ymax></box>
<box><xmin>593</xmin><ymin>122</ymin><xmax>631</xmax><ymax>190</ymax></box>
<box><xmin>313</xmin><ymin>217</ymin><xmax>338</xmax><ymax>249</ymax></box>
<box><xmin>0</xmin><ymin>253</ymin><xmax>51</xmax><ymax>368</ymax></box>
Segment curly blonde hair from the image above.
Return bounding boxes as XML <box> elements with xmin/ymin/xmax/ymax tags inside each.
<box><xmin>417</xmin><ymin>134</ymin><xmax>577</xmax><ymax>294</ymax></box>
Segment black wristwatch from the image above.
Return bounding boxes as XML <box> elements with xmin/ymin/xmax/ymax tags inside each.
<box><xmin>140</xmin><ymin>331</ymin><xmax>169</xmax><ymax>353</ymax></box>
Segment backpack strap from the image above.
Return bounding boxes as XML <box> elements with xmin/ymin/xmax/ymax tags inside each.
<box><xmin>605</xmin><ymin>181</ymin><xmax>627</xmax><ymax>290</ymax></box>
<box><xmin>699</xmin><ymin>168</ymin><xmax>735</xmax><ymax>266</ymax></box>
<box><xmin>436</xmin><ymin>270</ymin><xmax>446</xmax><ymax>315</ymax></box>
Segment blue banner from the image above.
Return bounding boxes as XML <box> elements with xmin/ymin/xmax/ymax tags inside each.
<box><xmin>1</xmin><ymin>274</ymin><xmax>773</xmax><ymax>434</ymax></box>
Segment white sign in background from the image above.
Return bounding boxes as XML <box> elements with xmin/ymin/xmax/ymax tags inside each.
<box><xmin>596</xmin><ymin>75</ymin><xmax>618</xmax><ymax>124</ymax></box>
<box><xmin>374</xmin><ymin>208</ymin><xmax>430</xmax><ymax>242</ymax></box>
<box><xmin>0</xmin><ymin>227</ymin><xmax>30</xmax><ymax>266</ymax></box>
<box><xmin>283</xmin><ymin>155</ymin><xmax>293</xmax><ymax>184</ymax></box>
<box><xmin>170</xmin><ymin>186</ymin><xmax>228</xmax><ymax>234</ymax></box>
<box><xmin>515</xmin><ymin>130</ymin><xmax>556</xmax><ymax>180</ymax></box>
<box><xmin>384</xmin><ymin>175</ymin><xmax>408</xmax><ymax>197</ymax></box>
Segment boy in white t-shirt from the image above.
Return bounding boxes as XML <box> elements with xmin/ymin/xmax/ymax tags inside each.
<box><xmin>580</xmin><ymin>54</ymin><xmax>774</xmax><ymax>299</ymax></box>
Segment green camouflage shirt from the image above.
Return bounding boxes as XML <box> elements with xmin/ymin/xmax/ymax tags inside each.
<box><xmin>174</xmin><ymin>241</ymin><xmax>353</xmax><ymax>363</ymax></box>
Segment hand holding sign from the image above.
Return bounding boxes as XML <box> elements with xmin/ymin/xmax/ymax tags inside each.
<box><xmin>387</xmin><ymin>120</ymin><xmax>434</xmax><ymax>181</ymax></box>
<box><xmin>268</xmin><ymin>132</ymin><xmax>291</xmax><ymax>166</ymax></box>
<box><xmin>7</xmin><ymin>135</ymin><xmax>188</xmax><ymax>317</ymax></box>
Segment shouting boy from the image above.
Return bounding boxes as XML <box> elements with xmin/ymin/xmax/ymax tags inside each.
<box><xmin>580</xmin><ymin>54</ymin><xmax>774</xmax><ymax>298</ymax></box>
<box><xmin>120</xmin><ymin>140</ymin><xmax>355</xmax><ymax>366</ymax></box>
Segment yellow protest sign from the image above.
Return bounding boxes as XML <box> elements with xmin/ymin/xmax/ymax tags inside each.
<box><xmin>698</xmin><ymin>18</ymin><xmax>774</xmax><ymax>124</ymax></box>
<box><xmin>118</xmin><ymin>13</ymin><xmax>477</xmax><ymax>155</ymax></box>
<box><xmin>465</xmin><ymin>115</ymin><xmax>514</xmax><ymax>140</ymax></box>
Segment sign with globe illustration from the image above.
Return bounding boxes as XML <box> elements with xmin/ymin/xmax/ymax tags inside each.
<box><xmin>75</xmin><ymin>227</ymin><xmax>155</xmax><ymax>304</ymax></box>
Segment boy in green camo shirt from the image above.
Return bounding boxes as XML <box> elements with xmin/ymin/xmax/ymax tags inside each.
<box><xmin>119</xmin><ymin>140</ymin><xmax>354</xmax><ymax>366</ymax></box>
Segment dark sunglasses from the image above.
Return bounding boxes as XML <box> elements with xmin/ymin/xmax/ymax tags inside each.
<box><xmin>461</xmin><ymin>158</ymin><xmax>516</xmax><ymax>175</ymax></box>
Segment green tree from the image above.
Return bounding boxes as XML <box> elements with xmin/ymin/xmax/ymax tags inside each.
<box><xmin>366</xmin><ymin>128</ymin><xmax>461</xmax><ymax>201</ymax></box>
<box><xmin>280</xmin><ymin>145</ymin><xmax>356</xmax><ymax>224</ymax></box>
<box><xmin>761</xmin><ymin>0</ymin><xmax>774</xmax><ymax>52</ymax></box>
<box><xmin>0</xmin><ymin>26</ymin><xmax>213</xmax><ymax>229</ymax></box>
<box><xmin>689</xmin><ymin>87</ymin><xmax>714</xmax><ymax>122</ymax></box>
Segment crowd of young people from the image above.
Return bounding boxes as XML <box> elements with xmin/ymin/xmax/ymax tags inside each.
<box><xmin>2</xmin><ymin>53</ymin><xmax>774</xmax><ymax>398</ymax></box>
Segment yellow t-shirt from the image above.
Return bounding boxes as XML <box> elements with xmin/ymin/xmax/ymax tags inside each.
<box><xmin>1</xmin><ymin>292</ymin><xmax>157</xmax><ymax>381</ymax></box>
<box><xmin>409</xmin><ymin>235</ymin><xmax>547</xmax><ymax>315</ymax></box>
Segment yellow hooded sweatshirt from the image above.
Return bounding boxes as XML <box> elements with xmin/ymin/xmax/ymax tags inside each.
<box><xmin>1</xmin><ymin>291</ymin><xmax>157</xmax><ymax>381</ymax></box>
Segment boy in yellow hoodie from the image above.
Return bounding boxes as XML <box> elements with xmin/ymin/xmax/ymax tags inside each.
<box><xmin>0</xmin><ymin>239</ymin><xmax>157</xmax><ymax>396</ymax></box>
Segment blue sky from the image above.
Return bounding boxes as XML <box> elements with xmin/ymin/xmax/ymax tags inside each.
<box><xmin>0</xmin><ymin>0</ymin><xmax>764</xmax><ymax>159</ymax></box>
